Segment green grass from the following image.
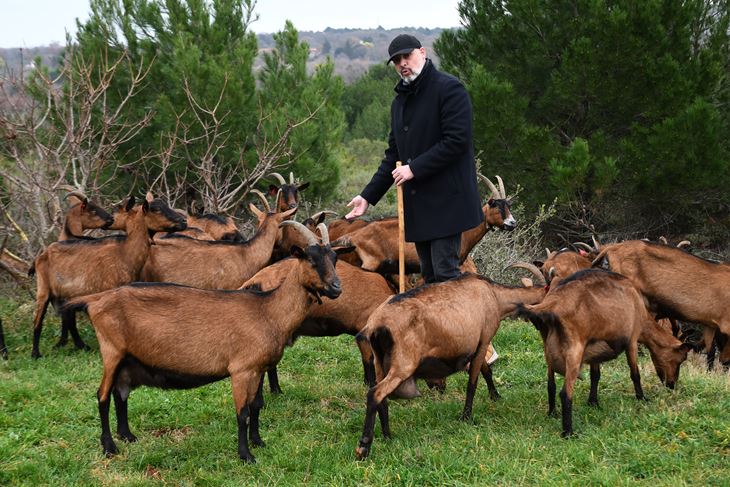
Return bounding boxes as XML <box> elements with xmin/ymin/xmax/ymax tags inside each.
<box><xmin>1</xmin><ymin>296</ymin><xmax>729</xmax><ymax>486</ymax></box>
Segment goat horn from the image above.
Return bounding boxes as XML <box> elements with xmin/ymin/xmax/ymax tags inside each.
<box><xmin>573</xmin><ymin>242</ymin><xmax>593</xmax><ymax>252</ymax></box>
<box><xmin>659</xmin><ymin>236</ymin><xmax>668</xmax><ymax>245</ymax></box>
<box><xmin>478</xmin><ymin>174</ymin><xmax>500</xmax><ymax>200</ymax></box>
<box><xmin>289</xmin><ymin>172</ymin><xmax>295</xmax><ymax>184</ymax></box>
<box><xmin>496</xmin><ymin>175</ymin><xmax>506</xmax><ymax>199</ymax></box>
<box><xmin>677</xmin><ymin>240</ymin><xmax>691</xmax><ymax>248</ymax></box>
<box><xmin>280</xmin><ymin>220</ymin><xmax>319</xmax><ymax>246</ymax></box>
<box><xmin>269</xmin><ymin>172</ymin><xmax>286</xmax><ymax>185</ymax></box>
<box><xmin>316</xmin><ymin>222</ymin><xmax>330</xmax><ymax>245</ymax></box>
<box><xmin>311</xmin><ymin>210</ymin><xmax>338</xmax><ymax>220</ymax></box>
<box><xmin>545</xmin><ymin>248</ymin><xmax>554</xmax><ymax>260</ymax></box>
<box><xmin>505</xmin><ymin>262</ymin><xmax>547</xmax><ymax>286</ymax></box>
<box><xmin>249</xmin><ymin>189</ymin><xmax>271</xmax><ymax>213</ymax></box>
<box><xmin>591</xmin><ymin>235</ymin><xmax>601</xmax><ymax>251</ymax></box>
<box><xmin>63</xmin><ymin>191</ymin><xmax>88</xmax><ymax>203</ymax></box>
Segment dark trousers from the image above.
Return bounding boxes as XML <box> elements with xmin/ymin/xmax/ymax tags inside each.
<box><xmin>414</xmin><ymin>234</ymin><xmax>462</xmax><ymax>284</ymax></box>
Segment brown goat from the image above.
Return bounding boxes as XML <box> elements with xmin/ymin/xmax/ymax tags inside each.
<box><xmin>141</xmin><ymin>196</ymin><xmax>297</xmax><ymax>289</ymax></box>
<box><xmin>333</xmin><ymin>176</ymin><xmax>516</xmax><ymax>274</ymax></box>
<box><xmin>354</xmin><ymin>273</ymin><xmax>546</xmax><ymax>459</ymax></box>
<box><xmin>517</xmin><ymin>269</ymin><xmax>690</xmax><ymax>437</ymax></box>
<box><xmin>64</xmin><ymin>222</ymin><xmax>342</xmax><ymax>463</ymax></box>
<box><xmin>592</xmin><ymin>239</ymin><xmax>730</xmax><ymax>366</ymax></box>
<box><xmin>267</xmin><ymin>172</ymin><xmax>309</xmax><ymax>213</ymax></box>
<box><xmin>242</xmin><ymin>257</ymin><xmax>391</xmax><ymax>392</ymax></box>
<box><xmin>30</xmin><ymin>194</ymin><xmax>187</xmax><ymax>358</ymax></box>
<box><xmin>58</xmin><ymin>192</ymin><xmax>114</xmax><ymax>241</ymax></box>
<box><xmin>179</xmin><ymin>213</ymin><xmax>243</xmax><ymax>241</ymax></box>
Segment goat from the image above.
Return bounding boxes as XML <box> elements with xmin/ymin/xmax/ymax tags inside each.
<box><xmin>140</xmin><ymin>192</ymin><xmax>297</xmax><ymax>289</ymax></box>
<box><xmin>29</xmin><ymin>193</ymin><xmax>187</xmax><ymax>358</ymax></box>
<box><xmin>516</xmin><ymin>269</ymin><xmax>690</xmax><ymax>437</ymax></box>
<box><xmin>180</xmin><ymin>213</ymin><xmax>243</xmax><ymax>241</ymax></box>
<box><xmin>64</xmin><ymin>221</ymin><xmax>342</xmax><ymax>463</ymax></box>
<box><xmin>333</xmin><ymin>175</ymin><xmax>516</xmax><ymax>274</ymax></box>
<box><xmin>354</xmin><ymin>272</ymin><xmax>546</xmax><ymax>459</ymax></box>
<box><xmin>242</xmin><ymin>256</ymin><xmax>390</xmax><ymax>393</ymax></box>
<box><xmin>58</xmin><ymin>191</ymin><xmax>114</xmax><ymax>241</ymax></box>
<box><xmin>592</xmin><ymin>239</ymin><xmax>730</xmax><ymax>367</ymax></box>
<box><xmin>267</xmin><ymin>172</ymin><xmax>309</xmax><ymax>212</ymax></box>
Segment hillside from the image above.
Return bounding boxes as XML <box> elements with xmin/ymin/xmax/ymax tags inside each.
<box><xmin>0</xmin><ymin>27</ymin><xmax>448</xmax><ymax>84</ymax></box>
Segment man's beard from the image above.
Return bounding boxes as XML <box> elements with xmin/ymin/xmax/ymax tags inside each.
<box><xmin>401</xmin><ymin>63</ymin><xmax>423</xmax><ymax>84</ymax></box>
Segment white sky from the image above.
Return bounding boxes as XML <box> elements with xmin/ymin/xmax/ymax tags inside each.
<box><xmin>1</xmin><ymin>0</ymin><xmax>464</xmax><ymax>48</ymax></box>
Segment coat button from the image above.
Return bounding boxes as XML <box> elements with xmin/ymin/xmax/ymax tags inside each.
<box><xmin>406</xmin><ymin>158</ymin><xmax>412</xmax><ymax>163</ymax></box>
<box><xmin>404</xmin><ymin>125</ymin><xmax>409</xmax><ymax>132</ymax></box>
<box><xmin>411</xmin><ymin>189</ymin><xmax>416</xmax><ymax>195</ymax></box>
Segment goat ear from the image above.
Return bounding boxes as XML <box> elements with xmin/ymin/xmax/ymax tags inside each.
<box><xmin>268</xmin><ymin>185</ymin><xmax>278</xmax><ymax>196</ymax></box>
<box><xmin>142</xmin><ymin>199</ymin><xmax>150</xmax><ymax>214</ymax></box>
<box><xmin>316</xmin><ymin>213</ymin><xmax>327</xmax><ymax>224</ymax></box>
<box><xmin>125</xmin><ymin>196</ymin><xmax>136</xmax><ymax>212</ymax></box>
<box><xmin>290</xmin><ymin>245</ymin><xmax>306</xmax><ymax>258</ymax></box>
<box><xmin>487</xmin><ymin>198</ymin><xmax>494</xmax><ymax>206</ymax></box>
<box><xmin>333</xmin><ymin>245</ymin><xmax>356</xmax><ymax>255</ymax></box>
<box><xmin>298</xmin><ymin>182</ymin><xmax>310</xmax><ymax>191</ymax></box>
<box><xmin>145</xmin><ymin>191</ymin><xmax>154</xmax><ymax>204</ymax></box>
<box><xmin>532</xmin><ymin>260</ymin><xmax>544</xmax><ymax>268</ymax></box>
<box><xmin>80</xmin><ymin>198</ymin><xmax>88</xmax><ymax>210</ymax></box>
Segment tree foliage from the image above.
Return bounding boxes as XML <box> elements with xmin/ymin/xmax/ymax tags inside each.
<box><xmin>436</xmin><ymin>0</ymin><xmax>730</xmax><ymax>239</ymax></box>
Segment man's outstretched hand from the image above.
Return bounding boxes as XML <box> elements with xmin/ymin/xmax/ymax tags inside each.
<box><xmin>345</xmin><ymin>195</ymin><xmax>369</xmax><ymax>219</ymax></box>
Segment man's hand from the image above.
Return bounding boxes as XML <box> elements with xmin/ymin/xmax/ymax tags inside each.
<box><xmin>392</xmin><ymin>164</ymin><xmax>414</xmax><ymax>186</ymax></box>
<box><xmin>345</xmin><ymin>195</ymin><xmax>369</xmax><ymax>219</ymax></box>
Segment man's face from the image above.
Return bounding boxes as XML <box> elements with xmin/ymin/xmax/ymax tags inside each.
<box><xmin>392</xmin><ymin>47</ymin><xmax>426</xmax><ymax>82</ymax></box>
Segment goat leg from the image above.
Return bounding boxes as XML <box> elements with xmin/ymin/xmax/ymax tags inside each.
<box><xmin>356</xmin><ymin>388</ymin><xmax>379</xmax><ymax>460</ymax></box>
<box><xmin>248</xmin><ymin>375</ymin><xmax>266</xmax><ymax>447</ymax></box>
<box><xmin>546</xmin><ymin>365</ymin><xmax>557</xmax><ymax>417</ymax></box>
<box><xmin>481</xmin><ymin>363</ymin><xmax>500</xmax><ymax>400</ymax></box>
<box><xmin>98</xmin><ymin>389</ymin><xmax>119</xmax><ymax>456</ymax></box>
<box><xmin>0</xmin><ymin>319</ymin><xmax>7</xmax><ymax>360</ymax></box>
<box><xmin>561</xmin><ymin>348</ymin><xmax>582</xmax><ymax>437</ymax></box>
<box><xmin>31</xmin><ymin>295</ymin><xmax>50</xmax><ymax>359</ymax></box>
<box><xmin>377</xmin><ymin>398</ymin><xmax>390</xmax><ymax>439</ymax></box>
<box><xmin>626</xmin><ymin>342</ymin><xmax>646</xmax><ymax>401</ymax></box>
<box><xmin>266</xmin><ymin>367</ymin><xmax>282</xmax><ymax>394</ymax></box>
<box><xmin>62</xmin><ymin>309</ymin><xmax>90</xmax><ymax>351</ymax></box>
<box><xmin>112</xmin><ymin>382</ymin><xmax>137</xmax><ymax>443</ymax></box>
<box><xmin>461</xmin><ymin>342</ymin><xmax>489</xmax><ymax>421</ymax></box>
<box><xmin>236</xmin><ymin>406</ymin><xmax>255</xmax><ymax>463</ymax></box>
<box><xmin>587</xmin><ymin>364</ymin><xmax>600</xmax><ymax>407</ymax></box>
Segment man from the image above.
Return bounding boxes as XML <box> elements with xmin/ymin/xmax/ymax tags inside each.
<box><xmin>346</xmin><ymin>35</ymin><xmax>495</xmax><ymax>398</ymax></box>
<box><xmin>346</xmin><ymin>34</ymin><xmax>483</xmax><ymax>284</ymax></box>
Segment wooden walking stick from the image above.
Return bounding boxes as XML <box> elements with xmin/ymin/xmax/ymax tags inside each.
<box><xmin>396</xmin><ymin>161</ymin><xmax>406</xmax><ymax>293</ymax></box>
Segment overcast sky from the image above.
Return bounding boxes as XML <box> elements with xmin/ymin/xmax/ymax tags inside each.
<box><xmin>1</xmin><ymin>0</ymin><xmax>464</xmax><ymax>48</ymax></box>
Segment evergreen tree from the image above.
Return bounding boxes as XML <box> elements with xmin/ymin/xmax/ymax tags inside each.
<box><xmin>436</xmin><ymin>0</ymin><xmax>730</xmax><ymax>236</ymax></box>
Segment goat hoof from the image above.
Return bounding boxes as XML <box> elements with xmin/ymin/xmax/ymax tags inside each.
<box><xmin>355</xmin><ymin>445</ymin><xmax>370</xmax><ymax>460</ymax></box>
<box><xmin>269</xmin><ymin>387</ymin><xmax>282</xmax><ymax>395</ymax></box>
<box><xmin>239</xmin><ymin>452</ymin><xmax>256</xmax><ymax>464</ymax></box>
<box><xmin>102</xmin><ymin>440</ymin><xmax>119</xmax><ymax>456</ymax></box>
<box><xmin>561</xmin><ymin>430</ymin><xmax>574</xmax><ymax>438</ymax></box>
<box><xmin>250</xmin><ymin>437</ymin><xmax>266</xmax><ymax>448</ymax></box>
<box><xmin>118</xmin><ymin>431</ymin><xmax>137</xmax><ymax>443</ymax></box>
<box><xmin>31</xmin><ymin>351</ymin><xmax>42</xmax><ymax>360</ymax></box>
<box><xmin>587</xmin><ymin>399</ymin><xmax>599</xmax><ymax>407</ymax></box>
<box><xmin>53</xmin><ymin>340</ymin><xmax>68</xmax><ymax>349</ymax></box>
<box><xmin>489</xmin><ymin>391</ymin><xmax>501</xmax><ymax>401</ymax></box>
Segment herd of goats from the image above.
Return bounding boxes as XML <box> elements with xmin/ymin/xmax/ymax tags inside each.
<box><xmin>2</xmin><ymin>171</ymin><xmax>729</xmax><ymax>462</ymax></box>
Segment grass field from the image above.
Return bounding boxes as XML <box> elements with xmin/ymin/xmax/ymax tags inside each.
<box><xmin>1</xmin><ymin>296</ymin><xmax>729</xmax><ymax>486</ymax></box>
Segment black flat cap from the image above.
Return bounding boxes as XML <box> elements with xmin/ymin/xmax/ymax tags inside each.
<box><xmin>387</xmin><ymin>34</ymin><xmax>422</xmax><ymax>64</ymax></box>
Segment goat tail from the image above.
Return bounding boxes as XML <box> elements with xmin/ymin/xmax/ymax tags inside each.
<box><xmin>515</xmin><ymin>303</ymin><xmax>562</xmax><ymax>334</ymax></box>
<box><xmin>62</xmin><ymin>292</ymin><xmax>106</xmax><ymax>315</ymax></box>
<box><xmin>360</xmin><ymin>325</ymin><xmax>394</xmax><ymax>377</ymax></box>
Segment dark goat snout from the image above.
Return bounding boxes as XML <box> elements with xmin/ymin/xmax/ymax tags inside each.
<box><xmin>324</xmin><ymin>280</ymin><xmax>342</xmax><ymax>299</ymax></box>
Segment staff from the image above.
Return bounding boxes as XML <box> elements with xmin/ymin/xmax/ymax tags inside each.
<box><xmin>396</xmin><ymin>160</ymin><xmax>405</xmax><ymax>293</ymax></box>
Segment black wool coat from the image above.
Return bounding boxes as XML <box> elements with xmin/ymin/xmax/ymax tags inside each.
<box><xmin>360</xmin><ymin>60</ymin><xmax>484</xmax><ymax>242</ymax></box>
